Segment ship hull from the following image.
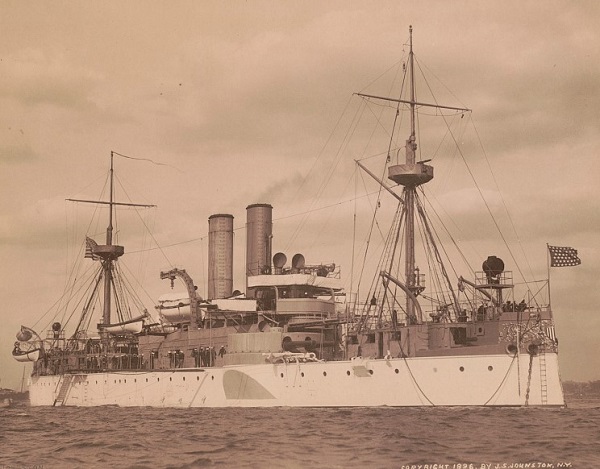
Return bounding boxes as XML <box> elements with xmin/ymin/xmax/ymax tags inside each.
<box><xmin>29</xmin><ymin>352</ymin><xmax>564</xmax><ymax>407</ymax></box>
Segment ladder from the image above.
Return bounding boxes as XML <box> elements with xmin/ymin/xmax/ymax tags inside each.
<box><xmin>539</xmin><ymin>348</ymin><xmax>548</xmax><ymax>405</ymax></box>
<box><xmin>53</xmin><ymin>375</ymin><xmax>74</xmax><ymax>406</ymax></box>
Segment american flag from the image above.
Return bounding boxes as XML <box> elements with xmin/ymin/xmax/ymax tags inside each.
<box><xmin>85</xmin><ymin>236</ymin><xmax>99</xmax><ymax>260</ymax></box>
<box><xmin>548</xmin><ymin>245</ymin><xmax>581</xmax><ymax>267</ymax></box>
<box><xmin>545</xmin><ymin>325</ymin><xmax>557</xmax><ymax>342</ymax></box>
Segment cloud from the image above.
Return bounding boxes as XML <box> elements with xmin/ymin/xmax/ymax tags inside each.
<box><xmin>0</xmin><ymin>141</ymin><xmax>37</xmax><ymax>163</ymax></box>
<box><xmin>0</xmin><ymin>48</ymin><xmax>99</xmax><ymax>110</ymax></box>
<box><xmin>0</xmin><ymin>196</ymin><xmax>68</xmax><ymax>247</ymax></box>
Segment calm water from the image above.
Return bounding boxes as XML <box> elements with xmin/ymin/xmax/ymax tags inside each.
<box><xmin>1</xmin><ymin>398</ymin><xmax>598</xmax><ymax>468</ymax></box>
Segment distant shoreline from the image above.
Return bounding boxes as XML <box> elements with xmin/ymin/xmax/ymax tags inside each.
<box><xmin>562</xmin><ymin>380</ymin><xmax>600</xmax><ymax>397</ymax></box>
<box><xmin>0</xmin><ymin>389</ymin><xmax>28</xmax><ymax>400</ymax></box>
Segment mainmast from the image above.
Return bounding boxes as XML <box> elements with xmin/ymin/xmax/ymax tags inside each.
<box><xmin>107</xmin><ymin>152</ymin><xmax>115</xmax><ymax>245</ymax></box>
<box><xmin>408</xmin><ymin>25</ymin><xmax>417</xmax><ymax>157</ymax></box>
<box><xmin>357</xmin><ymin>26</ymin><xmax>470</xmax><ymax>324</ymax></box>
<box><xmin>404</xmin><ymin>25</ymin><xmax>418</xmax><ymax>323</ymax></box>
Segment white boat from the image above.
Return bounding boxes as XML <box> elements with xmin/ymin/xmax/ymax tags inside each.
<box><xmin>12</xmin><ymin>338</ymin><xmax>41</xmax><ymax>363</ymax></box>
<box><xmin>99</xmin><ymin>314</ymin><xmax>148</xmax><ymax>335</ymax></box>
<box><xmin>16</xmin><ymin>27</ymin><xmax>569</xmax><ymax>408</ymax></box>
<box><xmin>12</xmin><ymin>349</ymin><xmax>41</xmax><ymax>363</ymax></box>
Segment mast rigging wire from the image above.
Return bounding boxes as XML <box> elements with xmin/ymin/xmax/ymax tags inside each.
<box><xmin>469</xmin><ymin>117</ymin><xmax>538</xmax><ymax>299</ymax></box>
<box><xmin>438</xmin><ymin>111</ymin><xmax>533</xmax><ymax>295</ymax></box>
<box><xmin>112</xmin><ymin>151</ymin><xmax>182</xmax><ymax>173</ymax></box>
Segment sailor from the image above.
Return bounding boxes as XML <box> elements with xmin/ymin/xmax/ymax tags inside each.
<box><xmin>477</xmin><ymin>304</ymin><xmax>485</xmax><ymax>321</ymax></box>
<box><xmin>357</xmin><ymin>345</ymin><xmax>362</xmax><ymax>357</ymax></box>
<box><xmin>199</xmin><ymin>347</ymin><xmax>205</xmax><ymax>366</ymax></box>
<box><xmin>210</xmin><ymin>347</ymin><xmax>216</xmax><ymax>366</ymax></box>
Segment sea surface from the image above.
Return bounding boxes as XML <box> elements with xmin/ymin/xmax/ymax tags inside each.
<box><xmin>1</xmin><ymin>397</ymin><xmax>598</xmax><ymax>469</ymax></box>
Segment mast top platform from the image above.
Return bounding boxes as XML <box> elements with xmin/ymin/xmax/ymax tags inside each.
<box><xmin>93</xmin><ymin>244</ymin><xmax>125</xmax><ymax>260</ymax></box>
<box><xmin>388</xmin><ymin>162</ymin><xmax>433</xmax><ymax>187</ymax></box>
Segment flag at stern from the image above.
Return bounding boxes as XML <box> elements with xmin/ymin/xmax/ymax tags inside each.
<box><xmin>548</xmin><ymin>245</ymin><xmax>581</xmax><ymax>267</ymax></box>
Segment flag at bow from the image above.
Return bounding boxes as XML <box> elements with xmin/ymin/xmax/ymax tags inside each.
<box><xmin>548</xmin><ymin>245</ymin><xmax>581</xmax><ymax>267</ymax></box>
<box><xmin>85</xmin><ymin>236</ymin><xmax>100</xmax><ymax>260</ymax></box>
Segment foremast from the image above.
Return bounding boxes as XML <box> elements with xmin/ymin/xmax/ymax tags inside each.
<box><xmin>357</xmin><ymin>26</ymin><xmax>470</xmax><ymax>324</ymax></box>
<box><xmin>103</xmin><ymin>154</ymin><xmax>119</xmax><ymax>326</ymax></box>
<box><xmin>67</xmin><ymin>151</ymin><xmax>155</xmax><ymax>329</ymax></box>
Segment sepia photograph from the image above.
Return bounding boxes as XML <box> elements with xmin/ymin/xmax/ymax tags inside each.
<box><xmin>0</xmin><ymin>1</ymin><xmax>598</xmax><ymax>467</ymax></box>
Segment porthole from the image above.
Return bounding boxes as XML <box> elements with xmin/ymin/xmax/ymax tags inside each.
<box><xmin>124</xmin><ymin>379</ymin><xmax>126</xmax><ymax>384</ymax></box>
<box><xmin>280</xmin><ymin>373</ymin><xmax>284</xmax><ymax>378</ymax></box>
<box><xmin>488</xmin><ymin>366</ymin><xmax>493</xmax><ymax>371</ymax></box>
<box><xmin>394</xmin><ymin>369</ymin><xmax>399</xmax><ymax>374</ymax></box>
<box><xmin>169</xmin><ymin>377</ymin><xmax>172</xmax><ymax>382</ymax></box>
<box><xmin>301</xmin><ymin>372</ymin><xmax>305</xmax><ymax>377</ymax></box>
<box><xmin>183</xmin><ymin>377</ymin><xmax>186</xmax><ymax>381</ymax></box>
<box><xmin>368</xmin><ymin>370</ymin><xmax>374</xmax><ymax>375</ymax></box>
<box><xmin>459</xmin><ymin>366</ymin><xmax>465</xmax><ymax>372</ymax></box>
<box><xmin>347</xmin><ymin>371</ymin><xmax>351</xmax><ymax>376</ymax></box>
<box><xmin>197</xmin><ymin>376</ymin><xmax>200</xmax><ymax>381</ymax></box>
<box><xmin>211</xmin><ymin>376</ymin><xmax>214</xmax><ymax>380</ymax></box>
<box><xmin>323</xmin><ymin>371</ymin><xmax>327</xmax><ymax>377</ymax></box>
<box><xmin>157</xmin><ymin>378</ymin><xmax>160</xmax><ymax>382</ymax></box>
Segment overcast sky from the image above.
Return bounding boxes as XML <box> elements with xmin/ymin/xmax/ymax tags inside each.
<box><xmin>1</xmin><ymin>1</ymin><xmax>599</xmax><ymax>390</ymax></box>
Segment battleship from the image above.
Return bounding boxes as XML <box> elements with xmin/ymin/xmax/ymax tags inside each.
<box><xmin>13</xmin><ymin>27</ymin><xmax>567</xmax><ymax>407</ymax></box>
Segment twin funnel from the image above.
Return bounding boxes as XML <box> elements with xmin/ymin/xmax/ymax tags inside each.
<box><xmin>207</xmin><ymin>203</ymin><xmax>273</xmax><ymax>300</ymax></box>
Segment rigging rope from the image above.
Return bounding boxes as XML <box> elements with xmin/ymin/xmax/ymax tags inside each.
<box><xmin>483</xmin><ymin>354</ymin><xmax>518</xmax><ymax>406</ymax></box>
<box><xmin>285</xmin><ymin>97</ymin><xmax>366</xmax><ymax>251</ymax></box>
<box><xmin>395</xmin><ymin>331</ymin><xmax>436</xmax><ymax>406</ymax></box>
<box><xmin>437</xmin><ymin>110</ymin><xmax>534</xmax><ymax>302</ymax></box>
<box><xmin>415</xmin><ymin>195</ymin><xmax>460</xmax><ymax>318</ymax></box>
<box><xmin>112</xmin><ymin>151</ymin><xmax>182</xmax><ymax>172</ymax></box>
<box><xmin>469</xmin><ymin>118</ymin><xmax>538</xmax><ymax>303</ymax></box>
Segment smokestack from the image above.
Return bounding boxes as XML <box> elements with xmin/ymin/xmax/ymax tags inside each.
<box><xmin>208</xmin><ymin>214</ymin><xmax>234</xmax><ymax>300</ymax></box>
<box><xmin>246</xmin><ymin>203</ymin><xmax>273</xmax><ymax>293</ymax></box>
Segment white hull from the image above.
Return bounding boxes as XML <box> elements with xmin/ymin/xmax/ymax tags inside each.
<box><xmin>29</xmin><ymin>352</ymin><xmax>564</xmax><ymax>407</ymax></box>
